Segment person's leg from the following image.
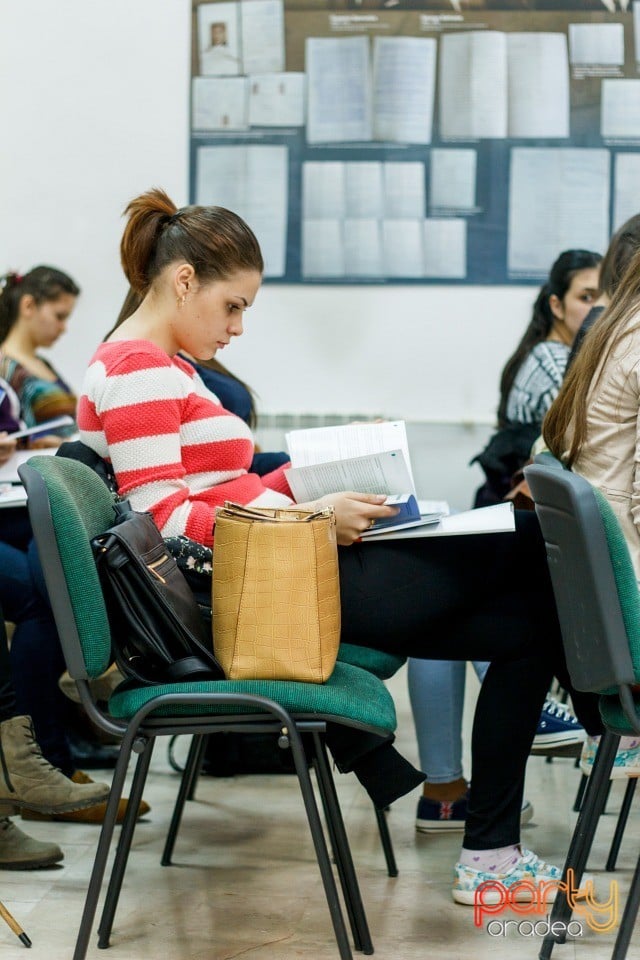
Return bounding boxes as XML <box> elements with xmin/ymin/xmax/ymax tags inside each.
<box><xmin>0</xmin><ymin>541</ymin><xmax>74</xmax><ymax>776</ymax></box>
<box><xmin>408</xmin><ymin>659</ymin><xmax>466</xmax><ymax>786</ymax></box>
<box><xmin>338</xmin><ymin>510</ymin><xmax>602</xmax><ymax>852</ymax></box>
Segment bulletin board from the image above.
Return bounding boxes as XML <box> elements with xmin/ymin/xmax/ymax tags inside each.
<box><xmin>189</xmin><ymin>0</ymin><xmax>640</xmax><ymax>284</ymax></box>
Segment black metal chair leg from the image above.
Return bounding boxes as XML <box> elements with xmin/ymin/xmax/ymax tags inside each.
<box><xmin>538</xmin><ymin>731</ymin><xmax>619</xmax><ymax>960</ymax></box>
<box><xmin>72</xmin><ymin>729</ymin><xmax>139</xmax><ymax>960</ymax></box>
<box><xmin>98</xmin><ymin>739</ymin><xmax>155</xmax><ymax>947</ymax></box>
<box><xmin>288</xmin><ymin>728</ymin><xmax>353</xmax><ymax>960</ymax></box>
<box><xmin>161</xmin><ymin>734</ymin><xmax>205</xmax><ymax>866</ymax></box>
<box><xmin>374</xmin><ymin>806</ymin><xmax>398</xmax><ymax>878</ymax></box>
<box><xmin>312</xmin><ymin>733</ymin><xmax>373</xmax><ymax>956</ymax></box>
<box><xmin>185</xmin><ymin>734</ymin><xmax>207</xmax><ymax>801</ymax></box>
<box><xmin>606</xmin><ymin>778</ymin><xmax>637</xmax><ymax>872</ymax></box>
<box><xmin>573</xmin><ymin>774</ymin><xmax>588</xmax><ymax>812</ymax></box>
<box><xmin>612</xmin><ymin>848</ymin><xmax>640</xmax><ymax>960</ymax></box>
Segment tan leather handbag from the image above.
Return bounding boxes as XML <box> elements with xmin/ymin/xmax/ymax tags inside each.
<box><xmin>212</xmin><ymin>502</ymin><xmax>341</xmax><ymax>682</ymax></box>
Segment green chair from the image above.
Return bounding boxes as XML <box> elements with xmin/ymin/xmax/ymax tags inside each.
<box><xmin>20</xmin><ymin>455</ymin><xmax>400</xmax><ymax>960</ymax></box>
<box><xmin>526</xmin><ymin>459</ymin><xmax>640</xmax><ymax>960</ymax></box>
<box><xmin>166</xmin><ymin>642</ymin><xmax>407</xmax><ymax>878</ymax></box>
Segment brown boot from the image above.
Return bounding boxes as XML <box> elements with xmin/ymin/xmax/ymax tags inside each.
<box><xmin>0</xmin><ymin>716</ymin><xmax>110</xmax><ymax>814</ymax></box>
<box><xmin>0</xmin><ymin>816</ymin><xmax>63</xmax><ymax>870</ymax></box>
<box><xmin>22</xmin><ymin>771</ymin><xmax>151</xmax><ymax>825</ymax></box>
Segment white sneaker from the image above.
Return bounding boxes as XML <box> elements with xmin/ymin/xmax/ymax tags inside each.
<box><xmin>580</xmin><ymin>736</ymin><xmax>640</xmax><ymax>779</ymax></box>
<box><xmin>452</xmin><ymin>847</ymin><xmax>561</xmax><ymax>906</ymax></box>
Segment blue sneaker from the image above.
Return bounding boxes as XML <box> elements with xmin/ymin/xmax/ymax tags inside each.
<box><xmin>532</xmin><ymin>698</ymin><xmax>587</xmax><ymax>750</ymax></box>
<box><xmin>416</xmin><ymin>792</ymin><xmax>534</xmax><ymax>833</ymax></box>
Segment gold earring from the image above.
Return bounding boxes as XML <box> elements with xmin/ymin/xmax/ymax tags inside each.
<box><xmin>177</xmin><ymin>295</ymin><xmax>186</xmax><ymax>308</ymax></box>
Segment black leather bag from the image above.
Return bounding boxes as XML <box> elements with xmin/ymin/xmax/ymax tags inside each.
<box><xmin>91</xmin><ymin>501</ymin><xmax>224</xmax><ymax>686</ymax></box>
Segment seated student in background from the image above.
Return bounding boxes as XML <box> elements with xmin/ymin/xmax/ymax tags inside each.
<box><xmin>472</xmin><ymin>249</ymin><xmax>601</xmax><ymax>507</ymax></box>
<box><xmin>0</xmin><ymin>603</ymin><xmax>111</xmax><ymax>870</ymax></box>
<box><xmin>77</xmin><ymin>187</ymin><xmax>606</xmax><ymax>904</ymax></box>
<box><xmin>544</xmin><ymin>217</ymin><xmax>640</xmax><ymax>780</ymax></box>
<box><xmin>567</xmin><ymin>214</ymin><xmax>640</xmax><ymax>372</ymax></box>
<box><xmin>0</xmin><ymin>267</ymin><xmax>80</xmax><ymax>442</ymax></box>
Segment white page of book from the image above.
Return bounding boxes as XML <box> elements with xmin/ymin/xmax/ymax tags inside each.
<box><xmin>344</xmin><ymin>219</ymin><xmax>383</xmax><ymax>277</ymax></box>
<box><xmin>439</xmin><ymin>32</ymin><xmax>508</xmax><ymax>140</ymax></box>
<box><xmin>636</xmin><ymin>2</ymin><xmax>640</xmax><ymax>62</ymax></box>
<box><xmin>423</xmin><ymin>219</ymin><xmax>467</xmax><ymax>278</ymax></box>
<box><xmin>287</xmin><ymin>421</ymin><xmax>413</xmax><ymax>476</ymax></box>
<box><xmin>195</xmin><ymin>145</ymin><xmax>288</xmax><ymax>277</ymax></box>
<box><xmin>285</xmin><ymin>449</ymin><xmax>415</xmax><ymax>502</ymax></box>
<box><xmin>192</xmin><ymin>77</ymin><xmax>248</xmax><ymax>131</ymax></box>
<box><xmin>613</xmin><ymin>153</ymin><xmax>640</xmax><ymax>230</ymax></box>
<box><xmin>197</xmin><ymin>2</ymin><xmax>241</xmax><ymax>76</ymax></box>
<box><xmin>372</xmin><ymin>502</ymin><xmax>515</xmax><ymax>541</ymax></box>
<box><xmin>602</xmin><ymin>79</ymin><xmax>640</xmax><ymax>138</ymax></box>
<box><xmin>240</xmin><ymin>0</ymin><xmax>284</xmax><ymax>74</ymax></box>
<box><xmin>248</xmin><ymin>73</ymin><xmax>305</xmax><ymax>126</ymax></box>
<box><xmin>372</xmin><ymin>37</ymin><xmax>436</xmax><ymax>145</ymax></box>
<box><xmin>508</xmin><ymin>148</ymin><xmax>610</xmax><ymax>274</ymax></box>
<box><xmin>383</xmin><ymin>163</ymin><xmax>425</xmax><ymax>218</ymax></box>
<box><xmin>302</xmin><ymin>219</ymin><xmax>345</xmax><ymax>277</ymax></box>
<box><xmin>382</xmin><ymin>219</ymin><xmax>425</xmax><ymax>278</ymax></box>
<box><xmin>569</xmin><ymin>23</ymin><xmax>624</xmax><ymax>66</ymax></box>
<box><xmin>507</xmin><ymin>33</ymin><xmax>569</xmax><ymax>139</ymax></box>
<box><xmin>302</xmin><ymin>163</ymin><xmax>346</xmax><ymax>219</ymax></box>
<box><xmin>429</xmin><ymin>149</ymin><xmax>476</xmax><ymax>210</ymax></box>
<box><xmin>306</xmin><ymin>36</ymin><xmax>372</xmax><ymax>144</ymax></box>
<box><xmin>0</xmin><ymin>449</ymin><xmax>56</xmax><ymax>485</ymax></box>
<box><xmin>344</xmin><ymin>163</ymin><xmax>384</xmax><ymax>219</ymax></box>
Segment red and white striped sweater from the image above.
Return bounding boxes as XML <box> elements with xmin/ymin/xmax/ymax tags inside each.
<box><xmin>78</xmin><ymin>340</ymin><xmax>292</xmax><ymax>546</ymax></box>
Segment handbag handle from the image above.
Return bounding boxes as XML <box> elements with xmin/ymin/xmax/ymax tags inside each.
<box><xmin>218</xmin><ymin>501</ymin><xmax>334</xmax><ymax>523</ymax></box>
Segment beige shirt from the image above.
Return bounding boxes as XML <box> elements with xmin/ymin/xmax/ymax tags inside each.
<box><xmin>572</xmin><ymin>314</ymin><xmax>640</xmax><ymax>579</ymax></box>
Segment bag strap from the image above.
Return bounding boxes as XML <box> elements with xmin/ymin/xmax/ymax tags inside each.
<box><xmin>219</xmin><ymin>501</ymin><xmax>333</xmax><ymax>523</ymax></box>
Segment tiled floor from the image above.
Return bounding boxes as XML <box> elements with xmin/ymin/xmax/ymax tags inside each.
<box><xmin>1</xmin><ymin>669</ymin><xmax>639</xmax><ymax>960</ymax></box>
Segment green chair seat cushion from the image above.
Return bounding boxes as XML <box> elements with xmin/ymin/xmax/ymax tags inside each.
<box><xmin>337</xmin><ymin>643</ymin><xmax>406</xmax><ymax>679</ymax></box>
<box><xmin>599</xmin><ymin>693</ymin><xmax>640</xmax><ymax>736</ymax></box>
<box><xmin>108</xmin><ymin>660</ymin><xmax>397</xmax><ymax>732</ymax></box>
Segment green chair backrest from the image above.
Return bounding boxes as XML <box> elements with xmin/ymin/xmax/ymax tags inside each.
<box><xmin>20</xmin><ymin>456</ymin><xmax>117</xmax><ymax>679</ymax></box>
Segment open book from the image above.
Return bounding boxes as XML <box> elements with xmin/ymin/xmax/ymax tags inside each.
<box><xmin>285</xmin><ymin>421</ymin><xmax>447</xmax><ymax>537</ymax></box>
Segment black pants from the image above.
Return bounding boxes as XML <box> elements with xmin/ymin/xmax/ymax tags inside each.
<box><xmin>337</xmin><ymin>510</ymin><xmax>602</xmax><ymax>849</ymax></box>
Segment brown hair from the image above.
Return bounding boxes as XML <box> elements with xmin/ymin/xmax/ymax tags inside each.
<box><xmin>0</xmin><ymin>265</ymin><xmax>80</xmax><ymax>342</ymax></box>
<box><xmin>120</xmin><ymin>187</ymin><xmax>264</xmax><ymax>295</ymax></box>
<box><xmin>543</xmin><ymin>244</ymin><xmax>640</xmax><ymax>466</ymax></box>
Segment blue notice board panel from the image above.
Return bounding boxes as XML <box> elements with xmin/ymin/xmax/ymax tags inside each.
<box><xmin>189</xmin><ymin>1</ymin><xmax>640</xmax><ymax>285</ymax></box>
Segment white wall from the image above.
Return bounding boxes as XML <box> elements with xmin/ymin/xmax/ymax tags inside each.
<box><xmin>0</xmin><ymin>0</ymin><xmax>536</xmax><ymax>425</ymax></box>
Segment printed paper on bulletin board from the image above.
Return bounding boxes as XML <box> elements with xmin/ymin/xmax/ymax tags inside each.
<box><xmin>189</xmin><ymin>0</ymin><xmax>640</xmax><ymax>285</ymax></box>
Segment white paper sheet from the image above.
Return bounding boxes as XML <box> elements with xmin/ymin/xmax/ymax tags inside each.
<box><xmin>508</xmin><ymin>148</ymin><xmax>610</xmax><ymax>275</ymax></box>
<box><xmin>306</xmin><ymin>36</ymin><xmax>372</xmax><ymax>144</ymax></box>
<box><xmin>383</xmin><ymin>163</ymin><xmax>426</xmax><ymax>218</ymax></box>
<box><xmin>371</xmin><ymin>502</ymin><xmax>515</xmax><ymax>540</ymax></box>
<box><xmin>613</xmin><ymin>153</ymin><xmax>640</xmax><ymax>230</ymax></box>
<box><xmin>285</xmin><ymin>449</ymin><xmax>414</xmax><ymax>502</ymax></box>
<box><xmin>601</xmin><ymin>79</ymin><xmax>640</xmax><ymax>138</ymax></box>
<box><xmin>569</xmin><ymin>23</ymin><xmax>625</xmax><ymax>66</ymax></box>
<box><xmin>248</xmin><ymin>73</ymin><xmax>305</xmax><ymax>126</ymax></box>
<box><xmin>429</xmin><ymin>149</ymin><xmax>476</xmax><ymax>211</ymax></box>
<box><xmin>382</xmin><ymin>220</ymin><xmax>425</xmax><ymax>278</ymax></box>
<box><xmin>344</xmin><ymin>219</ymin><xmax>383</xmax><ymax>277</ymax></box>
<box><xmin>423</xmin><ymin>219</ymin><xmax>467</xmax><ymax>279</ymax></box>
<box><xmin>302</xmin><ymin>163</ymin><xmax>346</xmax><ymax>220</ymax></box>
<box><xmin>345</xmin><ymin>163</ymin><xmax>384</xmax><ymax>219</ymax></box>
<box><xmin>287</xmin><ymin>421</ymin><xmax>413</xmax><ymax>479</ymax></box>
<box><xmin>302</xmin><ymin>220</ymin><xmax>345</xmax><ymax>278</ymax></box>
<box><xmin>240</xmin><ymin>0</ymin><xmax>285</xmax><ymax>74</ymax></box>
<box><xmin>507</xmin><ymin>33</ymin><xmax>569</xmax><ymax>139</ymax></box>
<box><xmin>439</xmin><ymin>32</ymin><xmax>508</xmax><ymax>140</ymax></box>
<box><xmin>197</xmin><ymin>2</ymin><xmax>241</xmax><ymax>76</ymax></box>
<box><xmin>192</xmin><ymin>77</ymin><xmax>248</xmax><ymax>131</ymax></box>
<box><xmin>196</xmin><ymin>145</ymin><xmax>288</xmax><ymax>277</ymax></box>
<box><xmin>372</xmin><ymin>37</ymin><xmax>436</xmax><ymax>145</ymax></box>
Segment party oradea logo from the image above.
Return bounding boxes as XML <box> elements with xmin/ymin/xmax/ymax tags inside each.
<box><xmin>474</xmin><ymin>870</ymin><xmax>618</xmax><ymax>938</ymax></box>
